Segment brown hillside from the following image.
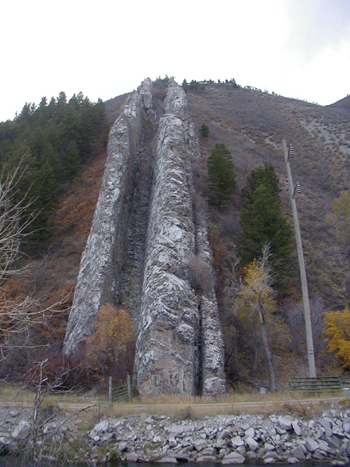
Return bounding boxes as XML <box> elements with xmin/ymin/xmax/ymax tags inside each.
<box><xmin>329</xmin><ymin>95</ymin><xmax>350</xmax><ymax>111</ymax></box>
<box><xmin>104</xmin><ymin>92</ymin><xmax>130</xmax><ymax>126</ymax></box>
<box><xmin>186</xmin><ymin>84</ymin><xmax>350</xmax><ymax>308</ymax></box>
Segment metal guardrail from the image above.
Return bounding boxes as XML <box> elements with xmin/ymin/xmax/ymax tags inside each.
<box><xmin>289</xmin><ymin>376</ymin><xmax>342</xmax><ymax>396</ymax></box>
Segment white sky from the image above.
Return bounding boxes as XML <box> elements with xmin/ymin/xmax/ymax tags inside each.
<box><xmin>1</xmin><ymin>0</ymin><xmax>349</xmax><ymax>122</ymax></box>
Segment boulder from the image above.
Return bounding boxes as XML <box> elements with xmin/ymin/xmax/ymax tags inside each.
<box><xmin>231</xmin><ymin>436</ymin><xmax>244</xmax><ymax>447</ymax></box>
<box><xmin>291</xmin><ymin>446</ymin><xmax>306</xmax><ymax>459</ymax></box>
<box><xmin>196</xmin><ymin>455</ymin><xmax>217</xmax><ymax>462</ymax></box>
<box><xmin>245</xmin><ymin>436</ymin><xmax>259</xmax><ymax>451</ymax></box>
<box><xmin>305</xmin><ymin>438</ymin><xmax>319</xmax><ymax>452</ymax></box>
<box><xmin>292</xmin><ymin>420</ymin><xmax>302</xmax><ymax>436</ymax></box>
<box><xmin>222</xmin><ymin>452</ymin><xmax>246</xmax><ymax>464</ymax></box>
<box><xmin>278</xmin><ymin>416</ymin><xmax>293</xmax><ymax>431</ymax></box>
<box><xmin>157</xmin><ymin>456</ymin><xmax>178</xmax><ymax>463</ymax></box>
<box><xmin>125</xmin><ymin>452</ymin><xmax>139</xmax><ymax>462</ymax></box>
<box><xmin>11</xmin><ymin>420</ymin><xmax>31</xmax><ymax>440</ymax></box>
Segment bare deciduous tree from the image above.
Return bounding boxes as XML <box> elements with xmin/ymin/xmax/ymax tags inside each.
<box><xmin>0</xmin><ymin>161</ymin><xmax>35</xmax><ymax>282</ymax></box>
<box><xmin>0</xmin><ymin>160</ymin><xmax>67</xmax><ymax>361</ymax></box>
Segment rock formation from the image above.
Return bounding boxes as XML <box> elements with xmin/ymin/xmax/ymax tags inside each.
<box><xmin>63</xmin><ymin>79</ymin><xmax>226</xmax><ymax>396</ymax></box>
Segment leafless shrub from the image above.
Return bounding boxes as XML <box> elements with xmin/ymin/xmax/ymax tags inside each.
<box><xmin>0</xmin><ymin>159</ymin><xmax>36</xmax><ymax>283</ymax></box>
<box><xmin>188</xmin><ymin>254</ymin><xmax>215</xmax><ymax>292</ymax></box>
<box><xmin>153</xmin><ymin>88</ymin><xmax>167</xmax><ymax>101</ymax></box>
<box><xmin>0</xmin><ymin>160</ymin><xmax>69</xmax><ymax>367</ymax></box>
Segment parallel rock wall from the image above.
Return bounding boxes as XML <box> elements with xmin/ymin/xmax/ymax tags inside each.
<box><xmin>63</xmin><ymin>79</ymin><xmax>153</xmax><ymax>354</ymax></box>
<box><xmin>63</xmin><ymin>79</ymin><xmax>226</xmax><ymax>395</ymax></box>
<box><xmin>134</xmin><ymin>84</ymin><xmax>199</xmax><ymax>395</ymax></box>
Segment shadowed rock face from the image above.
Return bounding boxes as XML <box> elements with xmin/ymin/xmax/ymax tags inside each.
<box><xmin>63</xmin><ymin>79</ymin><xmax>226</xmax><ymax>396</ymax></box>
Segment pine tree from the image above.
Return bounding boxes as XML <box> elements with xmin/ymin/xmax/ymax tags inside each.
<box><xmin>239</xmin><ymin>163</ymin><xmax>294</xmax><ymax>282</ymax></box>
<box><xmin>0</xmin><ymin>91</ymin><xmax>109</xmax><ymax>243</ymax></box>
<box><xmin>200</xmin><ymin>123</ymin><xmax>209</xmax><ymax>138</ymax></box>
<box><xmin>207</xmin><ymin>143</ymin><xmax>236</xmax><ymax>204</ymax></box>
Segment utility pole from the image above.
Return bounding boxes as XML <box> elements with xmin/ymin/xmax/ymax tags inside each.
<box><xmin>282</xmin><ymin>139</ymin><xmax>316</xmax><ymax>378</ymax></box>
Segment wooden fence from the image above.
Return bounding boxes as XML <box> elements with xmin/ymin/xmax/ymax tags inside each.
<box><xmin>289</xmin><ymin>376</ymin><xmax>342</xmax><ymax>396</ymax></box>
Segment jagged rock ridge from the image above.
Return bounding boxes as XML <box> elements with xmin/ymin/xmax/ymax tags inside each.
<box><xmin>63</xmin><ymin>79</ymin><xmax>226</xmax><ymax>396</ymax></box>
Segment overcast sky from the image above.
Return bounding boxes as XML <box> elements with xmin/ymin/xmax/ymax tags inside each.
<box><xmin>1</xmin><ymin>0</ymin><xmax>349</xmax><ymax>122</ymax></box>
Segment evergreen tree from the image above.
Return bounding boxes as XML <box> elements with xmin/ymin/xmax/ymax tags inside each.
<box><xmin>207</xmin><ymin>143</ymin><xmax>236</xmax><ymax>204</ymax></box>
<box><xmin>0</xmin><ymin>91</ymin><xmax>109</xmax><ymax>243</ymax></box>
<box><xmin>200</xmin><ymin>122</ymin><xmax>209</xmax><ymax>138</ymax></box>
<box><xmin>239</xmin><ymin>163</ymin><xmax>294</xmax><ymax>282</ymax></box>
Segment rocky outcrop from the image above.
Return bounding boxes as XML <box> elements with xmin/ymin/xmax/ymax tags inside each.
<box><xmin>63</xmin><ymin>79</ymin><xmax>226</xmax><ymax>396</ymax></box>
<box><xmin>63</xmin><ymin>79</ymin><xmax>154</xmax><ymax>354</ymax></box>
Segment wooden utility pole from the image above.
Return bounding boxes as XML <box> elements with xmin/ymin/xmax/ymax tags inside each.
<box><xmin>282</xmin><ymin>139</ymin><xmax>316</xmax><ymax>378</ymax></box>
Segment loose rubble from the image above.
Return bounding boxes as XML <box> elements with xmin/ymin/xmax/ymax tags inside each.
<box><xmin>1</xmin><ymin>406</ymin><xmax>350</xmax><ymax>464</ymax></box>
<box><xmin>86</xmin><ymin>408</ymin><xmax>350</xmax><ymax>464</ymax></box>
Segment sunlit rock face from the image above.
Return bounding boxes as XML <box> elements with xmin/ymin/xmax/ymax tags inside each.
<box><xmin>63</xmin><ymin>79</ymin><xmax>226</xmax><ymax>396</ymax></box>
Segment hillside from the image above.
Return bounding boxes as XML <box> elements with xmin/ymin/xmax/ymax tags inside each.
<box><xmin>329</xmin><ymin>95</ymin><xmax>350</xmax><ymax>111</ymax></box>
<box><xmin>186</xmin><ymin>83</ymin><xmax>350</xmax><ymax>306</ymax></box>
<box><xmin>1</xmin><ymin>80</ymin><xmax>349</xmax><ymax>392</ymax></box>
<box><xmin>184</xmin><ymin>83</ymin><xmax>350</xmax><ymax>387</ymax></box>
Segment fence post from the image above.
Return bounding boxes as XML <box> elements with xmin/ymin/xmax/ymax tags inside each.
<box><xmin>127</xmin><ymin>374</ymin><xmax>132</xmax><ymax>402</ymax></box>
<box><xmin>109</xmin><ymin>376</ymin><xmax>113</xmax><ymax>406</ymax></box>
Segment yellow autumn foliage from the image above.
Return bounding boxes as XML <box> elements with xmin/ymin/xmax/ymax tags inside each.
<box><xmin>239</xmin><ymin>258</ymin><xmax>276</xmax><ymax>314</ymax></box>
<box><xmin>324</xmin><ymin>306</ymin><xmax>350</xmax><ymax>369</ymax></box>
<box><xmin>84</xmin><ymin>303</ymin><xmax>135</xmax><ymax>376</ymax></box>
<box><xmin>237</xmin><ymin>253</ymin><xmax>291</xmax><ymax>352</ymax></box>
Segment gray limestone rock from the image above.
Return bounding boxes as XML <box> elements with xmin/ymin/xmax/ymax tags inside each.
<box><xmin>196</xmin><ymin>455</ymin><xmax>217</xmax><ymax>462</ymax></box>
<box><xmin>321</xmin><ymin>419</ymin><xmax>333</xmax><ymax>437</ymax></box>
<box><xmin>11</xmin><ymin>420</ymin><xmax>31</xmax><ymax>440</ymax></box>
<box><xmin>245</xmin><ymin>436</ymin><xmax>259</xmax><ymax>451</ymax></box>
<box><xmin>305</xmin><ymin>437</ymin><xmax>319</xmax><ymax>452</ymax></box>
<box><xmin>292</xmin><ymin>420</ymin><xmax>302</xmax><ymax>436</ymax></box>
<box><xmin>278</xmin><ymin>415</ymin><xmax>293</xmax><ymax>431</ymax></box>
<box><xmin>133</xmin><ymin>82</ymin><xmax>225</xmax><ymax>395</ymax></box>
<box><xmin>231</xmin><ymin>436</ymin><xmax>244</xmax><ymax>447</ymax></box>
<box><xmin>222</xmin><ymin>452</ymin><xmax>246</xmax><ymax>464</ymax></box>
<box><xmin>157</xmin><ymin>457</ymin><xmax>178</xmax><ymax>463</ymax></box>
<box><xmin>291</xmin><ymin>446</ymin><xmax>306</xmax><ymax>459</ymax></box>
<box><xmin>63</xmin><ymin>79</ymin><xmax>153</xmax><ymax>354</ymax></box>
<box><xmin>125</xmin><ymin>452</ymin><xmax>139</xmax><ymax>462</ymax></box>
<box><xmin>245</xmin><ymin>427</ymin><xmax>255</xmax><ymax>438</ymax></box>
<box><xmin>63</xmin><ymin>79</ymin><xmax>226</xmax><ymax>396</ymax></box>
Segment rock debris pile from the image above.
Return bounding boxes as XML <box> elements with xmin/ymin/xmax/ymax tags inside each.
<box><xmin>88</xmin><ymin>409</ymin><xmax>350</xmax><ymax>465</ymax></box>
<box><xmin>1</xmin><ymin>407</ymin><xmax>350</xmax><ymax>465</ymax></box>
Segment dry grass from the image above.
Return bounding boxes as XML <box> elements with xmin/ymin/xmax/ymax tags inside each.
<box><xmin>0</xmin><ymin>381</ymin><xmax>343</xmax><ymax>420</ymax></box>
<box><xmin>108</xmin><ymin>391</ymin><xmax>341</xmax><ymax>419</ymax></box>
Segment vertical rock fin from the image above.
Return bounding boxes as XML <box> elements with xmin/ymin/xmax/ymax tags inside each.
<box><xmin>63</xmin><ymin>79</ymin><xmax>226</xmax><ymax>396</ymax></box>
